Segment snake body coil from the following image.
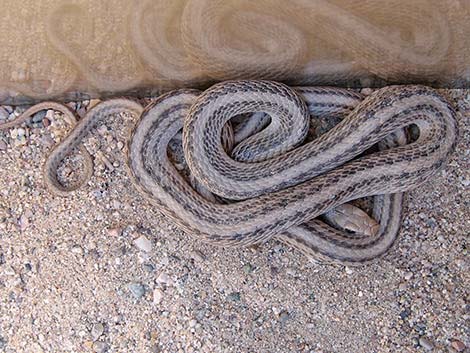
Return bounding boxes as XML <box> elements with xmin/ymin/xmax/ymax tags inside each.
<box><xmin>127</xmin><ymin>81</ymin><xmax>458</xmax><ymax>264</ymax></box>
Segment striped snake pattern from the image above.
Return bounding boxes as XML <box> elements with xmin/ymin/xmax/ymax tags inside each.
<box><xmin>0</xmin><ymin>81</ymin><xmax>459</xmax><ymax>265</ymax></box>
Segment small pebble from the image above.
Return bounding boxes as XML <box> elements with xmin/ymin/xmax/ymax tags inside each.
<box><xmin>451</xmin><ymin>340</ymin><xmax>466</xmax><ymax>352</ymax></box>
<box><xmin>92</xmin><ymin>341</ymin><xmax>108</xmax><ymax>353</ymax></box>
<box><xmin>32</xmin><ymin>110</ymin><xmax>46</xmax><ymax>123</ymax></box>
<box><xmin>243</xmin><ymin>263</ymin><xmax>254</xmax><ymax>274</ymax></box>
<box><xmin>128</xmin><ymin>282</ymin><xmax>145</xmax><ymax>299</ymax></box>
<box><xmin>0</xmin><ymin>140</ymin><xmax>7</xmax><ymax>151</ymax></box>
<box><xmin>404</xmin><ymin>272</ymin><xmax>413</xmax><ymax>280</ymax></box>
<box><xmin>45</xmin><ymin>109</ymin><xmax>55</xmax><ymax>120</ymax></box>
<box><xmin>13</xmin><ymin>105</ymin><xmax>26</xmax><ymax>116</ymax></box>
<box><xmin>227</xmin><ymin>292</ymin><xmax>241</xmax><ymax>301</ymax></box>
<box><xmin>279</xmin><ymin>310</ymin><xmax>291</xmax><ymax>324</ymax></box>
<box><xmin>91</xmin><ymin>323</ymin><xmax>104</xmax><ymax>341</ymax></box>
<box><xmin>107</xmin><ymin>228</ymin><xmax>121</xmax><ymax>237</ymax></box>
<box><xmin>77</xmin><ymin>107</ymin><xmax>87</xmax><ymax>118</ymax></box>
<box><xmin>153</xmin><ymin>288</ymin><xmax>163</xmax><ymax>305</ymax></box>
<box><xmin>4</xmin><ymin>265</ymin><xmax>16</xmax><ymax>276</ymax></box>
<box><xmin>16</xmin><ymin>127</ymin><xmax>26</xmax><ymax>137</ymax></box>
<box><xmin>156</xmin><ymin>272</ymin><xmax>171</xmax><ymax>286</ymax></box>
<box><xmin>15</xmin><ymin>135</ymin><xmax>27</xmax><ymax>146</ymax></box>
<box><xmin>19</xmin><ymin>214</ymin><xmax>29</xmax><ymax>231</ymax></box>
<box><xmin>134</xmin><ymin>235</ymin><xmax>152</xmax><ymax>252</ymax></box>
<box><xmin>71</xmin><ymin>246</ymin><xmax>83</xmax><ymax>255</ymax></box>
<box><xmin>400</xmin><ymin>308</ymin><xmax>411</xmax><ymax>320</ymax></box>
<box><xmin>419</xmin><ymin>337</ymin><xmax>434</xmax><ymax>351</ymax></box>
<box><xmin>97</xmin><ymin>152</ymin><xmax>114</xmax><ymax>172</ymax></box>
<box><xmin>0</xmin><ymin>107</ymin><xmax>9</xmax><ymax>120</ymax></box>
<box><xmin>97</xmin><ymin>125</ymin><xmax>108</xmax><ymax>136</ymax></box>
<box><xmin>142</xmin><ymin>263</ymin><xmax>155</xmax><ymax>272</ymax></box>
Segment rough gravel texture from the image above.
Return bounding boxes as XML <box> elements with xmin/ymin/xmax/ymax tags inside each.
<box><xmin>0</xmin><ymin>90</ymin><xmax>468</xmax><ymax>353</ymax></box>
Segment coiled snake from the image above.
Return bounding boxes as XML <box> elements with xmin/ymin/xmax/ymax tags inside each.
<box><xmin>0</xmin><ymin>81</ymin><xmax>458</xmax><ymax>265</ymax></box>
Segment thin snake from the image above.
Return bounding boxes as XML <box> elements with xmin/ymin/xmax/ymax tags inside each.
<box><xmin>0</xmin><ymin>81</ymin><xmax>459</xmax><ymax>265</ymax></box>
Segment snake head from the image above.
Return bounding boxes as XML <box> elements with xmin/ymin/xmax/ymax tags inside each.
<box><xmin>323</xmin><ymin>203</ymin><xmax>380</xmax><ymax>236</ymax></box>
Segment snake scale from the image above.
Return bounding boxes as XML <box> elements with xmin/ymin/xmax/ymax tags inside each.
<box><xmin>0</xmin><ymin>81</ymin><xmax>459</xmax><ymax>265</ymax></box>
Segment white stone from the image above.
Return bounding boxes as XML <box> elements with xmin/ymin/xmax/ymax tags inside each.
<box><xmin>153</xmin><ymin>288</ymin><xmax>163</xmax><ymax>304</ymax></box>
<box><xmin>156</xmin><ymin>272</ymin><xmax>171</xmax><ymax>286</ymax></box>
<box><xmin>404</xmin><ymin>272</ymin><xmax>413</xmax><ymax>281</ymax></box>
<box><xmin>134</xmin><ymin>235</ymin><xmax>152</xmax><ymax>252</ymax></box>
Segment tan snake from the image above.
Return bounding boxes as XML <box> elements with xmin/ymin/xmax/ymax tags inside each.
<box><xmin>0</xmin><ymin>81</ymin><xmax>458</xmax><ymax>265</ymax></box>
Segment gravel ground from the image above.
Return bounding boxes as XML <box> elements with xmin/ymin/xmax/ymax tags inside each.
<box><xmin>0</xmin><ymin>90</ymin><xmax>468</xmax><ymax>353</ymax></box>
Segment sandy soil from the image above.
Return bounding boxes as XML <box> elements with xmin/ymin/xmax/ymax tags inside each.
<box><xmin>0</xmin><ymin>90</ymin><xmax>468</xmax><ymax>353</ymax></box>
